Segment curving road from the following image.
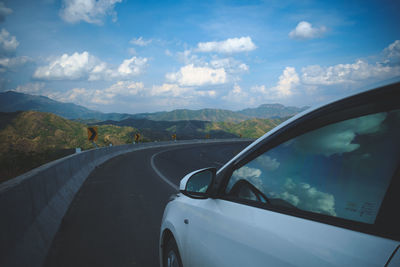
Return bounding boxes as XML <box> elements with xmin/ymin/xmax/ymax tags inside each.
<box><xmin>44</xmin><ymin>141</ymin><xmax>251</xmax><ymax>267</ymax></box>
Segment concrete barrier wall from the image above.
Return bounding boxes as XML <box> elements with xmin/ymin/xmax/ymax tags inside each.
<box><xmin>0</xmin><ymin>139</ymin><xmax>252</xmax><ymax>267</ymax></box>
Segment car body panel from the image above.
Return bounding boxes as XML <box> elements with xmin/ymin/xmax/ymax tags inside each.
<box><xmin>162</xmin><ymin>195</ymin><xmax>398</xmax><ymax>267</ymax></box>
<box><xmin>160</xmin><ymin>197</ymin><xmax>189</xmax><ymax>266</ymax></box>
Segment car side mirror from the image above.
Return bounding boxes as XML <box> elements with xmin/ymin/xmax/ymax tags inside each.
<box><xmin>179</xmin><ymin>167</ymin><xmax>216</xmax><ymax>198</ymax></box>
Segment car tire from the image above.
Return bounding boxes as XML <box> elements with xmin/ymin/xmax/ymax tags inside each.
<box><xmin>163</xmin><ymin>236</ymin><xmax>183</xmax><ymax>267</ymax></box>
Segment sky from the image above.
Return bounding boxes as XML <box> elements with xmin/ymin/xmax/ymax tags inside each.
<box><xmin>0</xmin><ymin>0</ymin><xmax>399</xmax><ymax>113</ymax></box>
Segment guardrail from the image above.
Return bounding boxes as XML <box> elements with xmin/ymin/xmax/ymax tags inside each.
<box><xmin>0</xmin><ymin>139</ymin><xmax>253</xmax><ymax>267</ymax></box>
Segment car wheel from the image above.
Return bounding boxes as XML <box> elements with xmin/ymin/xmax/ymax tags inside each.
<box><xmin>163</xmin><ymin>236</ymin><xmax>183</xmax><ymax>267</ymax></box>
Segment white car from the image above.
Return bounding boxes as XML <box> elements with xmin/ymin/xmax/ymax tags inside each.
<box><xmin>159</xmin><ymin>82</ymin><xmax>400</xmax><ymax>267</ymax></box>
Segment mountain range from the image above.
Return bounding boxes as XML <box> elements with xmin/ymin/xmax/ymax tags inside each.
<box><xmin>0</xmin><ymin>90</ymin><xmax>306</xmax><ymax>182</ymax></box>
<box><xmin>0</xmin><ymin>91</ymin><xmax>309</xmax><ymax>122</ymax></box>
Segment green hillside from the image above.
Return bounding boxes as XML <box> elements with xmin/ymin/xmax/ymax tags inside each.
<box><xmin>95</xmin><ymin>118</ymin><xmax>238</xmax><ymax>140</ymax></box>
<box><xmin>135</xmin><ymin>108</ymin><xmax>250</xmax><ymax>122</ymax></box>
<box><xmin>239</xmin><ymin>104</ymin><xmax>308</xmax><ymax>118</ymax></box>
<box><xmin>97</xmin><ymin>117</ymin><xmax>287</xmax><ymax>140</ymax></box>
<box><xmin>206</xmin><ymin>118</ymin><xmax>285</xmax><ymax>138</ymax></box>
<box><xmin>0</xmin><ymin>111</ymin><xmax>137</xmax><ymax>183</ymax></box>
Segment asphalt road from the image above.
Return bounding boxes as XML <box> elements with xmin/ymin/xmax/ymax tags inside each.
<box><xmin>44</xmin><ymin>141</ymin><xmax>251</xmax><ymax>267</ymax></box>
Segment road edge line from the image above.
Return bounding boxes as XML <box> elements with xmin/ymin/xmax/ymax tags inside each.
<box><xmin>150</xmin><ymin>150</ymin><xmax>179</xmax><ymax>191</ymax></box>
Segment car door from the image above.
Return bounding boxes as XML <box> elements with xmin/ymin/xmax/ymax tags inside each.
<box><xmin>184</xmin><ymin>88</ymin><xmax>400</xmax><ymax>267</ymax></box>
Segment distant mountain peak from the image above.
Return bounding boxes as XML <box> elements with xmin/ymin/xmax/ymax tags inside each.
<box><xmin>0</xmin><ymin>91</ymin><xmax>307</xmax><ymax>122</ymax></box>
<box><xmin>0</xmin><ymin>91</ymin><xmax>121</xmax><ymax>121</ymax></box>
<box><xmin>238</xmin><ymin>103</ymin><xmax>308</xmax><ymax>119</ymax></box>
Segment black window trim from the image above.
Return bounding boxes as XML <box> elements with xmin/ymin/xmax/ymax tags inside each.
<box><xmin>215</xmin><ymin>82</ymin><xmax>400</xmax><ymax>241</ymax></box>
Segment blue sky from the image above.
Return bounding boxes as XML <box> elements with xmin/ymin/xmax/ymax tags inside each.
<box><xmin>0</xmin><ymin>0</ymin><xmax>399</xmax><ymax>113</ymax></box>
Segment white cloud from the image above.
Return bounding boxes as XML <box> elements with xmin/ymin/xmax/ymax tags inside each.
<box><xmin>166</xmin><ymin>64</ymin><xmax>226</xmax><ymax>86</ymax></box>
<box><xmin>25</xmin><ymin>79</ymin><xmax>218</xmax><ymax>111</ymax></box>
<box><xmin>299</xmin><ymin>40</ymin><xmax>400</xmax><ymax>89</ymax></box>
<box><xmin>89</xmin><ymin>81</ymin><xmax>145</xmax><ymax>104</ymax></box>
<box><xmin>48</xmin><ymin>81</ymin><xmax>213</xmax><ymax>107</ymax></box>
<box><xmin>45</xmin><ymin>80</ymin><xmax>146</xmax><ymax>106</ymax></box>
<box><xmin>278</xmin><ymin>178</ymin><xmax>336</xmax><ymax>216</ymax></box>
<box><xmin>297</xmin><ymin>129</ymin><xmax>360</xmax><ymax>156</ymax></box>
<box><xmin>176</xmin><ymin>49</ymin><xmax>204</xmax><ymax>65</ymax></box>
<box><xmin>345</xmin><ymin>113</ymin><xmax>387</xmax><ymax>134</ymax></box>
<box><xmin>294</xmin><ymin>112</ymin><xmax>387</xmax><ymax>157</ymax></box>
<box><xmin>250</xmin><ymin>84</ymin><xmax>268</xmax><ymax>94</ymax></box>
<box><xmin>94</xmin><ymin>56</ymin><xmax>148</xmax><ymax>80</ymax></box>
<box><xmin>12</xmin><ymin>82</ymin><xmax>46</xmax><ymax>94</ymax></box>
<box><xmin>52</xmin><ymin>87</ymin><xmax>95</xmax><ymax>103</ymax></box>
<box><xmin>11</xmin><ymin>80</ymin><xmax>218</xmax><ymax>112</ymax></box>
<box><xmin>383</xmin><ymin>40</ymin><xmax>400</xmax><ymax>66</ymax></box>
<box><xmin>0</xmin><ymin>28</ymin><xmax>29</xmax><ymax>73</ymax></box>
<box><xmin>60</xmin><ymin>0</ymin><xmax>122</xmax><ymax>25</ymax></box>
<box><xmin>234</xmin><ymin>166</ymin><xmax>261</xmax><ymax>180</ymax></box>
<box><xmin>11</xmin><ymin>83</ymin><xmax>100</xmax><ymax>106</ymax></box>
<box><xmin>0</xmin><ymin>56</ymin><xmax>30</xmax><ymax>72</ymax></box>
<box><xmin>33</xmin><ymin>52</ymin><xmax>148</xmax><ymax>81</ymax></box>
<box><xmin>33</xmin><ymin>51</ymin><xmax>99</xmax><ymax>80</ymax></box>
<box><xmin>10</xmin><ymin>83</ymin><xmax>99</xmax><ymax>108</ymax></box>
<box><xmin>231</xmin><ymin>166</ymin><xmax>264</xmax><ymax>192</ymax></box>
<box><xmin>251</xmin><ymin>67</ymin><xmax>299</xmax><ymax>100</ymax></box>
<box><xmin>255</xmin><ymin>155</ymin><xmax>280</xmax><ymax>171</ymax></box>
<box><xmin>150</xmin><ymin>83</ymin><xmax>217</xmax><ymax>98</ymax></box>
<box><xmin>105</xmin><ymin>80</ymin><xmax>145</xmax><ymax>95</ymax></box>
<box><xmin>130</xmin><ymin>37</ymin><xmax>152</xmax><ymax>46</ymax></box>
<box><xmin>210</xmin><ymin>57</ymin><xmax>249</xmax><ymax>74</ymax></box>
<box><xmin>0</xmin><ymin>2</ymin><xmax>12</xmax><ymax>22</ymax></box>
<box><xmin>196</xmin><ymin>36</ymin><xmax>256</xmax><ymax>54</ymax></box>
<box><xmin>301</xmin><ymin>60</ymin><xmax>398</xmax><ymax>85</ymax></box>
<box><xmin>11</xmin><ymin>83</ymin><xmax>101</xmax><ymax>105</ymax></box>
<box><xmin>0</xmin><ymin>28</ymin><xmax>19</xmax><ymax>54</ymax></box>
<box><xmin>175</xmin><ymin>52</ymin><xmax>248</xmax><ymax>83</ymax></box>
<box><xmin>280</xmin><ymin>191</ymin><xmax>300</xmax><ymax>206</ymax></box>
<box><xmin>272</xmin><ymin>67</ymin><xmax>299</xmax><ymax>97</ymax></box>
<box><xmin>222</xmin><ymin>83</ymin><xmax>250</xmax><ymax>103</ymax></box>
<box><xmin>88</xmin><ymin>61</ymin><xmax>109</xmax><ymax>80</ymax></box>
<box><xmin>117</xmin><ymin>56</ymin><xmax>148</xmax><ymax>76</ymax></box>
<box><xmin>246</xmin><ymin>40</ymin><xmax>400</xmax><ymax>105</ymax></box>
<box><xmin>289</xmin><ymin>21</ymin><xmax>326</xmax><ymax>40</ymax></box>
<box><xmin>195</xmin><ymin>90</ymin><xmax>217</xmax><ymax>97</ymax></box>
<box><xmin>151</xmin><ymin>83</ymin><xmax>189</xmax><ymax>97</ymax></box>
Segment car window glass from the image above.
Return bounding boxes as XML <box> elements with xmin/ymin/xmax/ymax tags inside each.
<box><xmin>226</xmin><ymin>110</ymin><xmax>400</xmax><ymax>224</ymax></box>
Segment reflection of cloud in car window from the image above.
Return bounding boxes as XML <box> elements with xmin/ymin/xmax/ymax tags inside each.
<box><xmin>230</xmin><ymin>166</ymin><xmax>263</xmax><ymax>192</ymax></box>
<box><xmin>255</xmin><ymin>155</ymin><xmax>280</xmax><ymax>171</ymax></box>
<box><xmin>199</xmin><ymin>185</ymin><xmax>208</xmax><ymax>193</ymax></box>
<box><xmin>234</xmin><ymin>166</ymin><xmax>261</xmax><ymax>179</ymax></box>
<box><xmin>293</xmin><ymin>113</ymin><xmax>387</xmax><ymax>157</ymax></box>
<box><xmin>277</xmin><ymin>178</ymin><xmax>336</xmax><ymax>216</ymax></box>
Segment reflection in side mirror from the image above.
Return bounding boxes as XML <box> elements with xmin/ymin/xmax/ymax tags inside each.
<box><xmin>180</xmin><ymin>167</ymin><xmax>216</xmax><ymax>198</ymax></box>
